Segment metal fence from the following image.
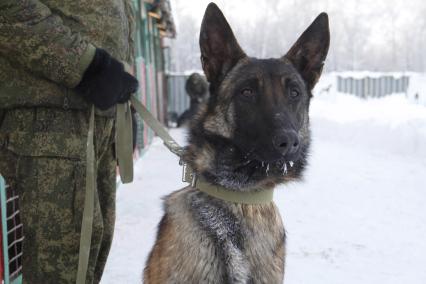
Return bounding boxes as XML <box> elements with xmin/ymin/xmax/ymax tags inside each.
<box><xmin>167</xmin><ymin>74</ymin><xmax>191</xmax><ymax>116</ymax></box>
<box><xmin>337</xmin><ymin>75</ymin><xmax>409</xmax><ymax>98</ymax></box>
<box><xmin>0</xmin><ymin>176</ymin><xmax>23</xmax><ymax>284</ymax></box>
<box><xmin>166</xmin><ymin>74</ymin><xmax>411</xmax><ymax>110</ymax></box>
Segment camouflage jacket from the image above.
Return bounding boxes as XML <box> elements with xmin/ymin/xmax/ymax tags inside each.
<box><xmin>0</xmin><ymin>0</ymin><xmax>135</xmax><ymax>111</ymax></box>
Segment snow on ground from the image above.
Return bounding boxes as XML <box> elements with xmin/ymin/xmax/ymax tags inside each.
<box><xmin>407</xmin><ymin>73</ymin><xmax>426</xmax><ymax>105</ymax></box>
<box><xmin>101</xmin><ymin>89</ymin><xmax>426</xmax><ymax>284</ymax></box>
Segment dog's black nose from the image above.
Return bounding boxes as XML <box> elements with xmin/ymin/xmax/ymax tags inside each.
<box><xmin>273</xmin><ymin>130</ymin><xmax>300</xmax><ymax>156</ymax></box>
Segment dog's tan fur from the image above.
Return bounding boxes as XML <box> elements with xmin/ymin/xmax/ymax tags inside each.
<box><xmin>144</xmin><ymin>188</ymin><xmax>285</xmax><ymax>283</ymax></box>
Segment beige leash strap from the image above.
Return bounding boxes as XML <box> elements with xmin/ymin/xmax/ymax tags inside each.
<box><xmin>130</xmin><ymin>95</ymin><xmax>183</xmax><ymax>156</ymax></box>
<box><xmin>76</xmin><ymin>105</ymin><xmax>96</xmax><ymax>284</ymax></box>
<box><xmin>116</xmin><ymin>102</ymin><xmax>134</xmax><ymax>183</ymax></box>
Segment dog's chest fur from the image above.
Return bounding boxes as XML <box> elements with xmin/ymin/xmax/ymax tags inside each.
<box><xmin>145</xmin><ymin>187</ymin><xmax>285</xmax><ymax>284</ymax></box>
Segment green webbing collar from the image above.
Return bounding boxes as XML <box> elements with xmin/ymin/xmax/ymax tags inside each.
<box><xmin>195</xmin><ymin>177</ymin><xmax>274</xmax><ymax>204</ymax></box>
<box><xmin>182</xmin><ymin>164</ymin><xmax>274</xmax><ymax>204</ymax></box>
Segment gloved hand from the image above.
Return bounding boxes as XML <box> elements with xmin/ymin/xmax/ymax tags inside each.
<box><xmin>75</xmin><ymin>48</ymin><xmax>139</xmax><ymax>110</ymax></box>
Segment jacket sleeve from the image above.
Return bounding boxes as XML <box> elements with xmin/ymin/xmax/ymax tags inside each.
<box><xmin>0</xmin><ymin>0</ymin><xmax>96</xmax><ymax>88</ymax></box>
<box><xmin>124</xmin><ymin>0</ymin><xmax>135</xmax><ymax>65</ymax></box>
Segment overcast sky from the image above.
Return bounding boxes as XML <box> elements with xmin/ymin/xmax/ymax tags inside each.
<box><xmin>168</xmin><ymin>0</ymin><xmax>426</xmax><ymax>72</ymax></box>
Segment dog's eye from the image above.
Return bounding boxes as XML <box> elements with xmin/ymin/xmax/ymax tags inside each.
<box><xmin>240</xmin><ymin>88</ymin><xmax>256</xmax><ymax>102</ymax></box>
<box><xmin>290</xmin><ymin>88</ymin><xmax>300</xmax><ymax>99</ymax></box>
<box><xmin>241</xmin><ymin>88</ymin><xmax>254</xmax><ymax>97</ymax></box>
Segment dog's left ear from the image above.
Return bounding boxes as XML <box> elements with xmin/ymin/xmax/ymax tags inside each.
<box><xmin>199</xmin><ymin>3</ymin><xmax>246</xmax><ymax>85</ymax></box>
<box><xmin>284</xmin><ymin>13</ymin><xmax>330</xmax><ymax>90</ymax></box>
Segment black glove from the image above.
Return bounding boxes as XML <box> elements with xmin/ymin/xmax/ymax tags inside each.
<box><xmin>75</xmin><ymin>48</ymin><xmax>139</xmax><ymax>110</ymax></box>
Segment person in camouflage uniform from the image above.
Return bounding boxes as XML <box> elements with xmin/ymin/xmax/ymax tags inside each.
<box><xmin>0</xmin><ymin>0</ymin><xmax>138</xmax><ymax>283</ymax></box>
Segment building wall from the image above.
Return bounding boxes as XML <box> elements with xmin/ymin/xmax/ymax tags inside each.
<box><xmin>132</xmin><ymin>0</ymin><xmax>170</xmax><ymax>153</ymax></box>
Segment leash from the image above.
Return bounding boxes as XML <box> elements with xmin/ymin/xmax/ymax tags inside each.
<box><xmin>76</xmin><ymin>105</ymin><xmax>96</xmax><ymax>284</ymax></box>
<box><xmin>129</xmin><ymin>96</ymin><xmax>183</xmax><ymax>157</ymax></box>
<box><xmin>116</xmin><ymin>103</ymin><xmax>134</xmax><ymax>183</ymax></box>
<box><xmin>76</xmin><ymin>98</ymin><xmax>183</xmax><ymax>284</ymax></box>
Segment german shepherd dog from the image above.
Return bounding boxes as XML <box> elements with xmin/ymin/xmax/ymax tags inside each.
<box><xmin>144</xmin><ymin>3</ymin><xmax>329</xmax><ymax>283</ymax></box>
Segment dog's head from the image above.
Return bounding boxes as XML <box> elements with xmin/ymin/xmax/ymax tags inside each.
<box><xmin>186</xmin><ymin>3</ymin><xmax>330</xmax><ymax>190</ymax></box>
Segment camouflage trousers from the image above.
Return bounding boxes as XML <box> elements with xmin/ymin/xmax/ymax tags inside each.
<box><xmin>0</xmin><ymin>107</ymin><xmax>117</xmax><ymax>284</ymax></box>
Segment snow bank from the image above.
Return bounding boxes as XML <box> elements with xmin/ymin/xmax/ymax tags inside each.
<box><xmin>311</xmin><ymin>89</ymin><xmax>426</xmax><ymax>158</ymax></box>
<box><xmin>102</xmin><ymin>77</ymin><xmax>426</xmax><ymax>284</ymax></box>
<box><xmin>407</xmin><ymin>73</ymin><xmax>426</xmax><ymax>105</ymax></box>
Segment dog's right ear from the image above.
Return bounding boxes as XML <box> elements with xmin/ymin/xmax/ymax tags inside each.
<box><xmin>199</xmin><ymin>3</ymin><xmax>246</xmax><ymax>85</ymax></box>
<box><xmin>284</xmin><ymin>13</ymin><xmax>330</xmax><ymax>90</ymax></box>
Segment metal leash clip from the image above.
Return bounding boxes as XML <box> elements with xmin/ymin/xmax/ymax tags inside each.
<box><xmin>181</xmin><ymin>161</ymin><xmax>197</xmax><ymax>187</ymax></box>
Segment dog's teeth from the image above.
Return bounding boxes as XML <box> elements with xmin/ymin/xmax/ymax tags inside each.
<box><xmin>289</xmin><ymin>161</ymin><xmax>294</xmax><ymax>168</ymax></box>
<box><xmin>282</xmin><ymin>162</ymin><xmax>288</xmax><ymax>175</ymax></box>
<box><xmin>261</xmin><ymin>161</ymin><xmax>265</xmax><ymax>167</ymax></box>
<box><xmin>266</xmin><ymin>163</ymin><xmax>270</xmax><ymax>176</ymax></box>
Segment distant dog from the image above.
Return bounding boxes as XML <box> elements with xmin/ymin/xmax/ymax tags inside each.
<box><xmin>177</xmin><ymin>72</ymin><xmax>209</xmax><ymax>127</ymax></box>
<box><xmin>144</xmin><ymin>3</ymin><xmax>329</xmax><ymax>283</ymax></box>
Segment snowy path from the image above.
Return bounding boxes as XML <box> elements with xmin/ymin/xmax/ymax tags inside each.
<box><xmin>102</xmin><ymin>93</ymin><xmax>426</xmax><ymax>284</ymax></box>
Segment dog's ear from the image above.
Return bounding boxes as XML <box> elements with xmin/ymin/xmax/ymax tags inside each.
<box><xmin>284</xmin><ymin>13</ymin><xmax>330</xmax><ymax>90</ymax></box>
<box><xmin>199</xmin><ymin>3</ymin><xmax>246</xmax><ymax>85</ymax></box>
